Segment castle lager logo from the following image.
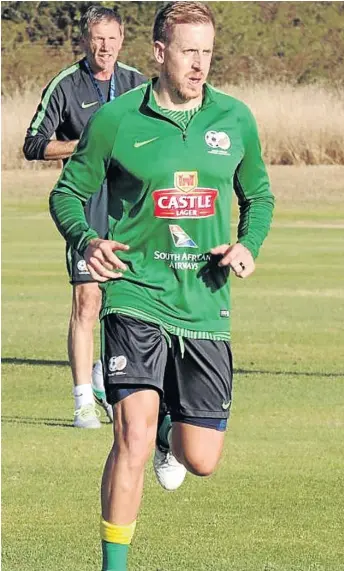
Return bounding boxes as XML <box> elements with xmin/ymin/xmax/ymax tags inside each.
<box><xmin>152</xmin><ymin>171</ymin><xmax>218</xmax><ymax>219</ymax></box>
<box><xmin>174</xmin><ymin>171</ymin><xmax>198</xmax><ymax>193</ymax></box>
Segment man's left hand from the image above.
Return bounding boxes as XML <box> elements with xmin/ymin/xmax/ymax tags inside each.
<box><xmin>210</xmin><ymin>243</ymin><xmax>255</xmax><ymax>278</ymax></box>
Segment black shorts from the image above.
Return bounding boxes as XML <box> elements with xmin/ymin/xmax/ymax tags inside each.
<box><xmin>66</xmin><ymin>244</ymin><xmax>95</xmax><ymax>285</ymax></box>
<box><xmin>101</xmin><ymin>314</ymin><xmax>233</xmax><ymax>421</ymax></box>
<box><xmin>66</xmin><ymin>244</ymin><xmax>94</xmax><ymax>284</ymax></box>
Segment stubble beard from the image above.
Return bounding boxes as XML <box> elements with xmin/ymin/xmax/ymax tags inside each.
<box><xmin>167</xmin><ymin>72</ymin><xmax>202</xmax><ymax>103</ymax></box>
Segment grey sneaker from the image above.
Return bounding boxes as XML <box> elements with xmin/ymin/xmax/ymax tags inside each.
<box><xmin>92</xmin><ymin>360</ymin><xmax>113</xmax><ymax>423</ymax></box>
<box><xmin>73</xmin><ymin>403</ymin><xmax>101</xmax><ymax>429</ymax></box>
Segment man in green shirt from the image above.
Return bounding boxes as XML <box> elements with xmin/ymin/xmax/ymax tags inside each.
<box><xmin>50</xmin><ymin>2</ymin><xmax>274</xmax><ymax>569</ymax></box>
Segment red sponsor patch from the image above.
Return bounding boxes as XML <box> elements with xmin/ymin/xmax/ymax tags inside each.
<box><xmin>152</xmin><ymin>188</ymin><xmax>218</xmax><ymax>219</ymax></box>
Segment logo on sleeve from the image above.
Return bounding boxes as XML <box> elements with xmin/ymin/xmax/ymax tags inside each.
<box><xmin>152</xmin><ymin>171</ymin><xmax>218</xmax><ymax>219</ymax></box>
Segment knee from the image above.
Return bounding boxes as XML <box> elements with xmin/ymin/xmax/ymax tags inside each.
<box><xmin>115</xmin><ymin>419</ymin><xmax>156</xmax><ymax>469</ymax></box>
<box><xmin>72</xmin><ymin>287</ymin><xmax>101</xmax><ymax>323</ymax></box>
<box><xmin>171</xmin><ymin>424</ymin><xmax>225</xmax><ymax>478</ymax></box>
<box><xmin>178</xmin><ymin>450</ymin><xmax>220</xmax><ymax>477</ymax></box>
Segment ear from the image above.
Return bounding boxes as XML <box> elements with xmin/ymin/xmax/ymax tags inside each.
<box><xmin>119</xmin><ymin>24</ymin><xmax>124</xmax><ymax>45</ymax></box>
<box><xmin>153</xmin><ymin>41</ymin><xmax>165</xmax><ymax>65</ymax></box>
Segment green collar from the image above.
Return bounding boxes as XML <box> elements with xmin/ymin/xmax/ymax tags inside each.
<box><xmin>146</xmin><ymin>77</ymin><xmax>214</xmax><ymax>116</ymax></box>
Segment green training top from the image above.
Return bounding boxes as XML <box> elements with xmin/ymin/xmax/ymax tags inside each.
<box><xmin>50</xmin><ymin>80</ymin><xmax>274</xmax><ymax>340</ymax></box>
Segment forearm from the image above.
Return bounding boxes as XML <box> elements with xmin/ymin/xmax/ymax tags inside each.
<box><xmin>237</xmin><ymin>195</ymin><xmax>275</xmax><ymax>258</ymax></box>
<box><xmin>234</xmin><ymin>110</ymin><xmax>275</xmax><ymax>259</ymax></box>
<box><xmin>44</xmin><ymin>140</ymin><xmax>79</xmax><ymax>161</ymax></box>
<box><xmin>49</xmin><ymin>191</ymin><xmax>99</xmax><ymax>254</ymax></box>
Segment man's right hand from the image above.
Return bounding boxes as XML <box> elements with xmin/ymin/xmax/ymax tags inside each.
<box><xmin>84</xmin><ymin>239</ymin><xmax>130</xmax><ymax>282</ymax></box>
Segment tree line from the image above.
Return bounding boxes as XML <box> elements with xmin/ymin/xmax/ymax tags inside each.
<box><xmin>2</xmin><ymin>1</ymin><xmax>344</xmax><ymax>93</ymax></box>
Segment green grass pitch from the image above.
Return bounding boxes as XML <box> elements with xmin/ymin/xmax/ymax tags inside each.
<box><xmin>2</xmin><ymin>168</ymin><xmax>344</xmax><ymax>571</ymax></box>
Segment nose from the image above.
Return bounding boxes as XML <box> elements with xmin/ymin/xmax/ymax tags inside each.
<box><xmin>101</xmin><ymin>38</ymin><xmax>111</xmax><ymax>51</ymax></box>
<box><xmin>191</xmin><ymin>51</ymin><xmax>202</xmax><ymax>70</ymax></box>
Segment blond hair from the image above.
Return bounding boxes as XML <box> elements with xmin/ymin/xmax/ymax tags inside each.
<box><xmin>153</xmin><ymin>1</ymin><xmax>215</xmax><ymax>43</ymax></box>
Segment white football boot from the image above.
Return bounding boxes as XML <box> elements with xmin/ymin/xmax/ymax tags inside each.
<box><xmin>153</xmin><ymin>413</ymin><xmax>187</xmax><ymax>491</ymax></box>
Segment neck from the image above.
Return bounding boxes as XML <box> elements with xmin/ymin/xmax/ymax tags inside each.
<box><xmin>153</xmin><ymin>77</ymin><xmax>203</xmax><ymax>111</ymax></box>
<box><xmin>86</xmin><ymin>58</ymin><xmax>113</xmax><ymax>80</ymax></box>
<box><xmin>93</xmin><ymin>69</ymin><xmax>113</xmax><ymax>80</ymax></box>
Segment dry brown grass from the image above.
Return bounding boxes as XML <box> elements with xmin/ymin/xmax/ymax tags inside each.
<box><xmin>1</xmin><ymin>88</ymin><xmax>59</xmax><ymax>171</ymax></box>
<box><xmin>222</xmin><ymin>82</ymin><xmax>344</xmax><ymax>165</ymax></box>
<box><xmin>2</xmin><ymin>83</ymin><xmax>344</xmax><ymax>169</ymax></box>
<box><xmin>267</xmin><ymin>165</ymin><xmax>344</xmax><ymax>204</ymax></box>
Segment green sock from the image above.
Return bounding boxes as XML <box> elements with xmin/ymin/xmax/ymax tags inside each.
<box><xmin>102</xmin><ymin>541</ymin><xmax>129</xmax><ymax>571</ymax></box>
<box><xmin>158</xmin><ymin>413</ymin><xmax>172</xmax><ymax>449</ymax></box>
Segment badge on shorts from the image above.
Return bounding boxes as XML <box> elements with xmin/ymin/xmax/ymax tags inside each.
<box><xmin>108</xmin><ymin>355</ymin><xmax>127</xmax><ymax>373</ymax></box>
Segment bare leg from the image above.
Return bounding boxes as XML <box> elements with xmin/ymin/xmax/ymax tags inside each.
<box><xmin>171</xmin><ymin>422</ymin><xmax>226</xmax><ymax>477</ymax></box>
<box><xmin>101</xmin><ymin>389</ymin><xmax>160</xmax><ymax>524</ymax></box>
<box><xmin>68</xmin><ymin>282</ymin><xmax>101</xmax><ymax>387</ymax></box>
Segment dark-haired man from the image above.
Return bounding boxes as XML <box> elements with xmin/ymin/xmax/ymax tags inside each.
<box><xmin>24</xmin><ymin>6</ymin><xmax>146</xmax><ymax>429</ymax></box>
<box><xmin>50</xmin><ymin>2</ymin><xmax>274</xmax><ymax>569</ymax></box>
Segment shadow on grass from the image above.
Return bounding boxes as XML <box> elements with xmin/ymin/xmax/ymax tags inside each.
<box><xmin>1</xmin><ymin>415</ymin><xmax>110</xmax><ymax>428</ymax></box>
<box><xmin>2</xmin><ymin>357</ymin><xmax>69</xmax><ymax>367</ymax></box>
<box><xmin>235</xmin><ymin>368</ymin><xmax>343</xmax><ymax>378</ymax></box>
<box><xmin>2</xmin><ymin>357</ymin><xmax>343</xmax><ymax>378</ymax></box>
<box><xmin>1</xmin><ymin>415</ymin><xmax>72</xmax><ymax>428</ymax></box>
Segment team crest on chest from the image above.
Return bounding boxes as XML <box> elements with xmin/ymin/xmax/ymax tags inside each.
<box><xmin>205</xmin><ymin>130</ymin><xmax>231</xmax><ymax>155</ymax></box>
